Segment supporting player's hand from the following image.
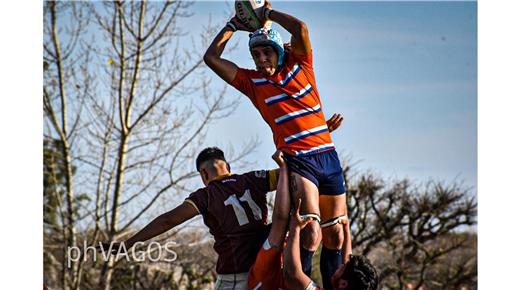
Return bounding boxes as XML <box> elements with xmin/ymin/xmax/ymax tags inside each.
<box><xmin>290</xmin><ymin>199</ymin><xmax>314</xmax><ymax>230</ymax></box>
<box><xmin>230</xmin><ymin>16</ymin><xmax>255</xmax><ymax>32</ymax></box>
<box><xmin>326</xmin><ymin>113</ymin><xmax>344</xmax><ymax>133</ymax></box>
<box><xmin>271</xmin><ymin>150</ymin><xmax>285</xmax><ymax>167</ymax></box>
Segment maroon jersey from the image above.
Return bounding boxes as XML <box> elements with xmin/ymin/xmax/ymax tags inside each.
<box><xmin>185</xmin><ymin>170</ymin><xmax>277</xmax><ymax>274</ymax></box>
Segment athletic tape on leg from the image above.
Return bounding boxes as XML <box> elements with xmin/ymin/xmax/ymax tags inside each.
<box><xmin>320</xmin><ymin>215</ymin><xmax>347</xmax><ymax>228</ymax></box>
<box><xmin>300</xmin><ymin>213</ymin><xmax>321</xmax><ymax>223</ymax></box>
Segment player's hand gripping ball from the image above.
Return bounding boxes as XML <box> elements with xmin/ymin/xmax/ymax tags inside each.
<box><xmin>235</xmin><ymin>0</ymin><xmax>267</xmax><ymax>31</ymax></box>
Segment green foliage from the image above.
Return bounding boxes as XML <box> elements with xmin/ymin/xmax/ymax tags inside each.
<box><xmin>201</xmin><ymin>274</ymin><xmax>213</xmax><ymax>283</ymax></box>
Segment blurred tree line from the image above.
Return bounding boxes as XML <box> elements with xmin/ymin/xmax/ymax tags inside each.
<box><xmin>320</xmin><ymin>166</ymin><xmax>476</xmax><ymax>290</ymax></box>
<box><xmin>43</xmin><ymin>1</ymin><xmax>476</xmax><ymax>289</ymax></box>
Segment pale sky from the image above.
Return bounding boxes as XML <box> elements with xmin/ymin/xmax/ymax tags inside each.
<box><xmin>46</xmin><ymin>1</ymin><xmax>477</xmax><ymax>222</ymax></box>
<box><xmin>186</xmin><ymin>1</ymin><xmax>477</xmax><ymax>192</ymax></box>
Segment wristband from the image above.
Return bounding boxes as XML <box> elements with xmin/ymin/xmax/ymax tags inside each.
<box><xmin>226</xmin><ymin>21</ymin><xmax>237</xmax><ymax>32</ymax></box>
<box><xmin>264</xmin><ymin>8</ymin><xmax>273</xmax><ymax>21</ymax></box>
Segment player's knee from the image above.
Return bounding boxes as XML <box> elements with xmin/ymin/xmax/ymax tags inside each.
<box><xmin>322</xmin><ymin>223</ymin><xmax>344</xmax><ymax>249</ymax></box>
<box><xmin>301</xmin><ymin>221</ymin><xmax>321</xmax><ymax>251</ymax></box>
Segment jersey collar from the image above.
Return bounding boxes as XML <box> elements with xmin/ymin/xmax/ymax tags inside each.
<box><xmin>212</xmin><ymin>173</ymin><xmax>232</xmax><ymax>182</ymax></box>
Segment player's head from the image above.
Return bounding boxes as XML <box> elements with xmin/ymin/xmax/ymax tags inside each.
<box><xmin>332</xmin><ymin>255</ymin><xmax>379</xmax><ymax>290</ymax></box>
<box><xmin>249</xmin><ymin>28</ymin><xmax>284</xmax><ymax>76</ymax></box>
<box><xmin>196</xmin><ymin>147</ymin><xmax>231</xmax><ymax>185</ymax></box>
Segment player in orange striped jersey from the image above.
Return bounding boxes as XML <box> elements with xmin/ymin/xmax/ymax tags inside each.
<box><xmin>204</xmin><ymin>1</ymin><xmax>349</xmax><ymax>289</ymax></box>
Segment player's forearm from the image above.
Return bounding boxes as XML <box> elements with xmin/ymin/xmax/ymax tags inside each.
<box><xmin>269</xmin><ymin>164</ymin><xmax>290</xmax><ymax>247</ymax></box>
<box><xmin>272</xmin><ymin>165</ymin><xmax>290</xmax><ymax>222</ymax></box>
<box><xmin>125</xmin><ymin>213</ymin><xmax>176</xmax><ymax>247</ymax></box>
<box><xmin>284</xmin><ymin>225</ymin><xmax>302</xmax><ymax>273</ymax></box>
<box><xmin>283</xmin><ymin>224</ymin><xmax>311</xmax><ymax>288</ymax></box>
<box><xmin>342</xmin><ymin>218</ymin><xmax>352</xmax><ymax>263</ymax></box>
<box><xmin>268</xmin><ymin>9</ymin><xmax>308</xmax><ymax>41</ymax></box>
<box><xmin>203</xmin><ymin>26</ymin><xmax>235</xmax><ymax>66</ymax></box>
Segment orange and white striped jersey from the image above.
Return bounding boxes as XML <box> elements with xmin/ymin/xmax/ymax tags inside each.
<box><xmin>231</xmin><ymin>50</ymin><xmax>335</xmax><ymax>156</ymax></box>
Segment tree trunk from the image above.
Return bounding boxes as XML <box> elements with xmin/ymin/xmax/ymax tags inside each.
<box><xmin>49</xmin><ymin>2</ymin><xmax>78</xmax><ymax>287</ymax></box>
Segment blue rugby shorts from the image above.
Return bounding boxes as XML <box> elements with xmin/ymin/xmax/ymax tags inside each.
<box><xmin>284</xmin><ymin>149</ymin><xmax>346</xmax><ymax>196</ymax></box>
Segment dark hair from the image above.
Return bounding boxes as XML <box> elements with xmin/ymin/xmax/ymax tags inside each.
<box><xmin>341</xmin><ymin>255</ymin><xmax>379</xmax><ymax>290</ymax></box>
<box><xmin>196</xmin><ymin>147</ymin><xmax>228</xmax><ymax>172</ymax></box>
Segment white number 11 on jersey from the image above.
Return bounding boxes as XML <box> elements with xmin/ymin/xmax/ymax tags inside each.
<box><xmin>224</xmin><ymin>189</ymin><xmax>262</xmax><ymax>226</ymax></box>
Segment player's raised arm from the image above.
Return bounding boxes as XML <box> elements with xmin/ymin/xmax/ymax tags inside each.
<box><xmin>283</xmin><ymin>199</ymin><xmax>314</xmax><ymax>289</ymax></box>
<box><xmin>100</xmin><ymin>201</ymin><xmax>198</xmax><ymax>252</ymax></box>
<box><xmin>341</xmin><ymin>216</ymin><xmax>352</xmax><ymax>263</ymax></box>
<box><xmin>204</xmin><ymin>17</ymin><xmax>252</xmax><ymax>84</ymax></box>
<box><xmin>267</xmin><ymin>150</ymin><xmax>291</xmax><ymax>249</ymax></box>
<box><xmin>262</xmin><ymin>1</ymin><xmax>311</xmax><ymax>56</ymax></box>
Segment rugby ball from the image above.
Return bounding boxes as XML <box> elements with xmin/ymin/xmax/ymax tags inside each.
<box><xmin>235</xmin><ymin>0</ymin><xmax>271</xmax><ymax>31</ymax></box>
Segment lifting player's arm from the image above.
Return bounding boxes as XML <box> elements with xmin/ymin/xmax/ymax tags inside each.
<box><xmin>204</xmin><ymin>17</ymin><xmax>253</xmax><ymax>84</ymax></box>
<box><xmin>101</xmin><ymin>201</ymin><xmax>199</xmax><ymax>252</ymax></box>
<box><xmin>283</xmin><ymin>200</ymin><xmax>314</xmax><ymax>289</ymax></box>
<box><xmin>262</xmin><ymin>1</ymin><xmax>311</xmax><ymax>56</ymax></box>
<box><xmin>267</xmin><ymin>150</ymin><xmax>291</xmax><ymax>249</ymax></box>
<box><xmin>341</xmin><ymin>216</ymin><xmax>353</xmax><ymax>263</ymax></box>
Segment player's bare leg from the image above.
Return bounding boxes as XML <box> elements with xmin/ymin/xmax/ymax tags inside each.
<box><xmin>289</xmin><ymin>172</ymin><xmax>321</xmax><ymax>276</ymax></box>
<box><xmin>319</xmin><ymin>193</ymin><xmax>347</xmax><ymax>290</ymax></box>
